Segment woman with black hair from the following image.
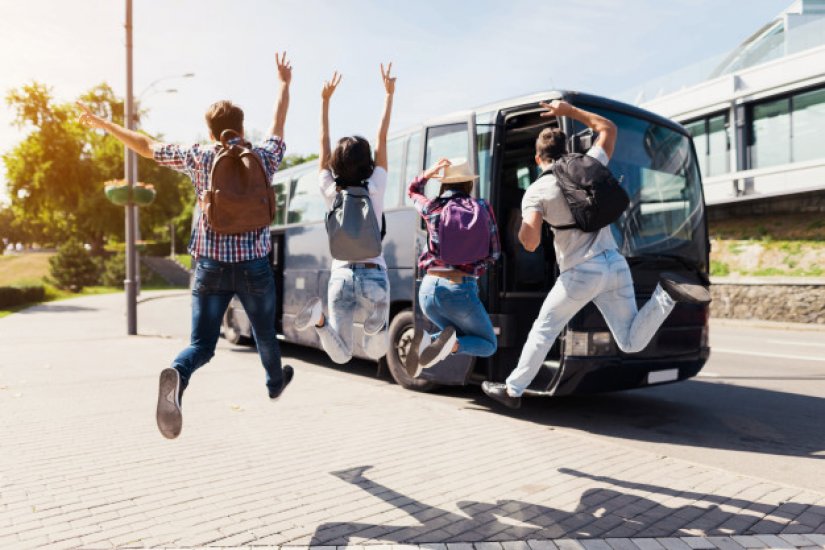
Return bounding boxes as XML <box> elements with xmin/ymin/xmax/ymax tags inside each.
<box><xmin>294</xmin><ymin>64</ymin><xmax>396</xmax><ymax>364</ymax></box>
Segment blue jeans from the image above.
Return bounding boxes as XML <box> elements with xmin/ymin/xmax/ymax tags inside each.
<box><xmin>172</xmin><ymin>256</ymin><xmax>284</xmax><ymax>393</ymax></box>
<box><xmin>419</xmin><ymin>275</ymin><xmax>497</xmax><ymax>357</ymax></box>
<box><xmin>316</xmin><ymin>266</ymin><xmax>390</xmax><ymax>363</ymax></box>
<box><xmin>506</xmin><ymin>249</ymin><xmax>675</xmax><ymax>396</ymax></box>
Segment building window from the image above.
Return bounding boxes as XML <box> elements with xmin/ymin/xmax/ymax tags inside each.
<box><xmin>750</xmin><ymin>97</ymin><xmax>791</xmax><ymax>168</ymax></box>
<box><xmin>748</xmin><ymin>85</ymin><xmax>825</xmax><ymax>169</ymax></box>
<box><xmin>685</xmin><ymin>113</ymin><xmax>729</xmax><ymax>178</ymax></box>
<box><xmin>791</xmin><ymin>87</ymin><xmax>825</xmax><ymax>163</ymax></box>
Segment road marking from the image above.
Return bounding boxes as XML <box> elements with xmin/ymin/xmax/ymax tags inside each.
<box><xmin>713</xmin><ymin>347</ymin><xmax>825</xmax><ymax>362</ymax></box>
<box><xmin>766</xmin><ymin>339</ymin><xmax>825</xmax><ymax>348</ymax></box>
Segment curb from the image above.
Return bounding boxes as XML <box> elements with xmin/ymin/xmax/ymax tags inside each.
<box><xmin>710</xmin><ymin>317</ymin><xmax>825</xmax><ymax>332</ymax></box>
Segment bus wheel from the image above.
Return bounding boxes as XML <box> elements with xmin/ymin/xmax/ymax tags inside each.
<box><xmin>223</xmin><ymin>307</ymin><xmax>252</xmax><ymax>346</ymax></box>
<box><xmin>386</xmin><ymin>309</ymin><xmax>437</xmax><ymax>392</ymax></box>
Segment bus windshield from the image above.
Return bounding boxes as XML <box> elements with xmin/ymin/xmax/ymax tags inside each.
<box><xmin>574</xmin><ymin>106</ymin><xmax>707</xmax><ymax>264</ymax></box>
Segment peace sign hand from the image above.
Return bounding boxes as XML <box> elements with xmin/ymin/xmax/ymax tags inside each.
<box><xmin>380</xmin><ymin>62</ymin><xmax>396</xmax><ymax>95</ymax></box>
<box><xmin>276</xmin><ymin>51</ymin><xmax>292</xmax><ymax>84</ymax></box>
<box><xmin>322</xmin><ymin>71</ymin><xmax>342</xmax><ymax>101</ymax></box>
<box><xmin>423</xmin><ymin>158</ymin><xmax>451</xmax><ymax>180</ymax></box>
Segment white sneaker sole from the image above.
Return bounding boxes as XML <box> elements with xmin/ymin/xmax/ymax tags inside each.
<box><xmin>295</xmin><ymin>298</ymin><xmax>323</xmax><ymax>331</ymax></box>
<box><xmin>417</xmin><ymin>327</ymin><xmax>457</xmax><ymax>375</ymax></box>
<box><xmin>156</xmin><ymin>368</ymin><xmax>182</xmax><ymax>439</ymax></box>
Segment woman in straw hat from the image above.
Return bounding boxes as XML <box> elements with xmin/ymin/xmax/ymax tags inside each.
<box><xmin>406</xmin><ymin>158</ymin><xmax>501</xmax><ymax>376</ymax></box>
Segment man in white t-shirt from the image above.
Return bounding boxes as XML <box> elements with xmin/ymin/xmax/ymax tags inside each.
<box><xmin>482</xmin><ymin>100</ymin><xmax>711</xmax><ymax>409</ymax></box>
<box><xmin>293</xmin><ymin>65</ymin><xmax>396</xmax><ymax>363</ymax></box>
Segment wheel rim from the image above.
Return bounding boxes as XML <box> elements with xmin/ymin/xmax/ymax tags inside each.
<box><xmin>396</xmin><ymin>325</ymin><xmax>415</xmax><ymax>365</ymax></box>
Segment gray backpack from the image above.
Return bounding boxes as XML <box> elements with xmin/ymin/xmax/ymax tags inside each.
<box><xmin>325</xmin><ymin>182</ymin><xmax>385</xmax><ymax>261</ymax></box>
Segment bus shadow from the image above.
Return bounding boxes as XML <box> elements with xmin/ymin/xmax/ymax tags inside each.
<box><xmin>471</xmin><ymin>379</ymin><xmax>825</xmax><ymax>460</ymax></box>
<box><xmin>275</xmin><ymin>342</ymin><xmax>825</xmax><ymax>460</ymax></box>
<box><xmin>307</xmin><ymin>465</ymin><xmax>824</xmax><ymax>545</ymax></box>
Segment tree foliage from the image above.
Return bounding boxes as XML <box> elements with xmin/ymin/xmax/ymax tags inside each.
<box><xmin>48</xmin><ymin>239</ymin><xmax>99</xmax><ymax>291</ymax></box>
<box><xmin>2</xmin><ymin>82</ymin><xmax>191</xmax><ymax>250</ymax></box>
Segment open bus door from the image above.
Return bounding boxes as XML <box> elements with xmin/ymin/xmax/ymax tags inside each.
<box><xmin>406</xmin><ymin>116</ymin><xmax>478</xmax><ymax>385</ymax></box>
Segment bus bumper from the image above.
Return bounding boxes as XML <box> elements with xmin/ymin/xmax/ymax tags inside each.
<box><xmin>549</xmin><ymin>348</ymin><xmax>710</xmax><ymax>396</ymax></box>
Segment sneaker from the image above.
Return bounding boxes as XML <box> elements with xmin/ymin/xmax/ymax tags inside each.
<box><xmin>269</xmin><ymin>365</ymin><xmax>294</xmax><ymax>400</ymax></box>
<box><xmin>363</xmin><ymin>306</ymin><xmax>387</xmax><ymax>336</ymax></box>
<box><xmin>660</xmin><ymin>271</ymin><xmax>711</xmax><ymax>305</ymax></box>
<box><xmin>156</xmin><ymin>368</ymin><xmax>183</xmax><ymax>439</ymax></box>
<box><xmin>481</xmin><ymin>381</ymin><xmax>521</xmax><ymax>410</ymax></box>
<box><xmin>418</xmin><ymin>327</ymin><xmax>457</xmax><ymax>373</ymax></box>
<box><xmin>405</xmin><ymin>329</ymin><xmax>431</xmax><ymax>377</ymax></box>
<box><xmin>294</xmin><ymin>298</ymin><xmax>323</xmax><ymax>331</ymax></box>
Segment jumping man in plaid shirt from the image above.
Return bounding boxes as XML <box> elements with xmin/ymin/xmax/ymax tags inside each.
<box><xmin>78</xmin><ymin>52</ymin><xmax>295</xmax><ymax>439</ymax></box>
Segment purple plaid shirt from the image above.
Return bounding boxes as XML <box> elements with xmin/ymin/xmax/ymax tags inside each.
<box><xmin>408</xmin><ymin>175</ymin><xmax>501</xmax><ymax>277</ymax></box>
<box><xmin>152</xmin><ymin>136</ymin><xmax>286</xmax><ymax>262</ymax></box>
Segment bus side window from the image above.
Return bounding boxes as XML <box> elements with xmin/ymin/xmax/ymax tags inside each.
<box><xmin>403</xmin><ymin>131</ymin><xmax>423</xmax><ymax>206</ymax></box>
<box><xmin>287</xmin><ymin>171</ymin><xmax>327</xmax><ymax>224</ymax></box>
<box><xmin>383</xmin><ymin>136</ymin><xmax>405</xmax><ymax>209</ymax></box>
<box><xmin>423</xmin><ymin>124</ymin><xmax>469</xmax><ymax>199</ymax></box>
<box><xmin>272</xmin><ymin>177</ymin><xmax>289</xmax><ymax>226</ymax></box>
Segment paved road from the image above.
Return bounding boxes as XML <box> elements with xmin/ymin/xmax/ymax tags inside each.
<box><xmin>1</xmin><ymin>290</ymin><xmax>823</xmax><ymax>549</ymax></box>
<box><xmin>138</xmin><ymin>292</ymin><xmax>825</xmax><ymax>494</ymax></box>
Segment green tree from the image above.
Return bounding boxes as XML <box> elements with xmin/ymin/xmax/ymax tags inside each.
<box><xmin>48</xmin><ymin>239</ymin><xmax>99</xmax><ymax>291</ymax></box>
<box><xmin>281</xmin><ymin>153</ymin><xmax>318</xmax><ymax>170</ymax></box>
<box><xmin>3</xmin><ymin>82</ymin><xmax>190</xmax><ymax>251</ymax></box>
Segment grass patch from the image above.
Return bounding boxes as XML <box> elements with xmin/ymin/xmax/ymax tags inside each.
<box><xmin>0</xmin><ymin>253</ymin><xmax>54</xmax><ymax>286</ymax></box>
<box><xmin>710</xmin><ymin>260</ymin><xmax>730</xmax><ymax>276</ymax></box>
<box><xmin>174</xmin><ymin>254</ymin><xmax>192</xmax><ymax>270</ymax></box>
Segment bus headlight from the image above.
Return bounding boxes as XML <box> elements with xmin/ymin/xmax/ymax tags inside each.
<box><xmin>565</xmin><ymin>330</ymin><xmax>615</xmax><ymax>356</ymax></box>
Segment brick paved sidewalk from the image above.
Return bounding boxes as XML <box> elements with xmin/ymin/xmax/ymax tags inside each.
<box><xmin>1</xmin><ymin>292</ymin><xmax>823</xmax><ymax>549</ymax></box>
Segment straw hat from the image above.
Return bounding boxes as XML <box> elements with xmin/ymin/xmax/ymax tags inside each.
<box><xmin>439</xmin><ymin>158</ymin><xmax>479</xmax><ymax>183</ymax></box>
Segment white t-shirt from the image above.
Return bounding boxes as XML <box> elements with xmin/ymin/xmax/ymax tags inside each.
<box><xmin>320</xmin><ymin>166</ymin><xmax>388</xmax><ymax>270</ymax></box>
<box><xmin>521</xmin><ymin>145</ymin><xmax>619</xmax><ymax>273</ymax></box>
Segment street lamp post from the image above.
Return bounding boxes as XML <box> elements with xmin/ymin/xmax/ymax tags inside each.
<box><xmin>124</xmin><ymin>0</ymin><xmax>137</xmax><ymax>335</ymax></box>
<box><xmin>122</xmin><ymin>0</ymin><xmax>193</xmax><ymax>335</ymax></box>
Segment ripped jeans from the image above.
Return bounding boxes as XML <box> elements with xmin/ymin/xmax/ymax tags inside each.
<box><xmin>316</xmin><ymin>266</ymin><xmax>390</xmax><ymax>363</ymax></box>
<box><xmin>506</xmin><ymin>249</ymin><xmax>676</xmax><ymax>396</ymax></box>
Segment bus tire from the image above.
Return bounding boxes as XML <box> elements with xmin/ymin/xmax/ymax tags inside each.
<box><xmin>386</xmin><ymin>309</ymin><xmax>437</xmax><ymax>392</ymax></box>
<box><xmin>223</xmin><ymin>307</ymin><xmax>253</xmax><ymax>346</ymax></box>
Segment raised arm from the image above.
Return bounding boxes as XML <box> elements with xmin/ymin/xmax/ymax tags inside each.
<box><xmin>77</xmin><ymin>102</ymin><xmax>156</xmax><ymax>158</ymax></box>
<box><xmin>408</xmin><ymin>158</ymin><xmax>450</xmax><ymax>215</ymax></box>
<box><xmin>269</xmin><ymin>51</ymin><xmax>292</xmax><ymax>139</ymax></box>
<box><xmin>319</xmin><ymin>71</ymin><xmax>342</xmax><ymax>172</ymax></box>
<box><xmin>373</xmin><ymin>62</ymin><xmax>396</xmax><ymax>171</ymax></box>
<box><xmin>540</xmin><ymin>100</ymin><xmax>617</xmax><ymax>159</ymax></box>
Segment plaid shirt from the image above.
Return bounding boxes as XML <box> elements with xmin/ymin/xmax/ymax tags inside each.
<box><xmin>408</xmin><ymin>175</ymin><xmax>501</xmax><ymax>277</ymax></box>
<box><xmin>152</xmin><ymin>136</ymin><xmax>286</xmax><ymax>262</ymax></box>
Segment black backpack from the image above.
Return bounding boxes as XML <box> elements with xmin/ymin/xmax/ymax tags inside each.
<box><xmin>542</xmin><ymin>153</ymin><xmax>629</xmax><ymax>232</ymax></box>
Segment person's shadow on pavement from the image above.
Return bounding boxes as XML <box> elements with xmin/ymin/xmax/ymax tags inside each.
<box><xmin>308</xmin><ymin>465</ymin><xmax>825</xmax><ymax>545</ymax></box>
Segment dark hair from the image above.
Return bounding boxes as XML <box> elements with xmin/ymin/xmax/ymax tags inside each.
<box><xmin>330</xmin><ymin>136</ymin><xmax>375</xmax><ymax>184</ymax></box>
<box><xmin>205</xmin><ymin>100</ymin><xmax>244</xmax><ymax>140</ymax></box>
<box><xmin>439</xmin><ymin>181</ymin><xmax>473</xmax><ymax>196</ymax></box>
<box><xmin>535</xmin><ymin>127</ymin><xmax>568</xmax><ymax>163</ymax></box>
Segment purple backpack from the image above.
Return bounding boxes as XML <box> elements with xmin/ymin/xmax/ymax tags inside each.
<box><xmin>433</xmin><ymin>195</ymin><xmax>491</xmax><ymax>265</ymax></box>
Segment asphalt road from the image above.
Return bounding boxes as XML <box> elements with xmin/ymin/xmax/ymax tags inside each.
<box><xmin>138</xmin><ymin>291</ymin><xmax>825</xmax><ymax>494</ymax></box>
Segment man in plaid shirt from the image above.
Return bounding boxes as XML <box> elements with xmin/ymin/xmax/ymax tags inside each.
<box><xmin>78</xmin><ymin>52</ymin><xmax>294</xmax><ymax>439</ymax></box>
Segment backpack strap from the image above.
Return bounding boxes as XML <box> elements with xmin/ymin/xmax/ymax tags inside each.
<box><xmin>539</xmin><ymin>158</ymin><xmax>578</xmax><ymax>231</ymax></box>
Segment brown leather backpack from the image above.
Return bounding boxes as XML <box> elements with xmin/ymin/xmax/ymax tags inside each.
<box><xmin>200</xmin><ymin>129</ymin><xmax>276</xmax><ymax>235</ymax></box>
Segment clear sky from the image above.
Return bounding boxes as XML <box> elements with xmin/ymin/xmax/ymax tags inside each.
<box><xmin>0</xmin><ymin>0</ymin><xmax>789</xmax><ymax>195</ymax></box>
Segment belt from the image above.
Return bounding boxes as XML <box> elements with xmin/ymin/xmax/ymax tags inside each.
<box><xmin>347</xmin><ymin>262</ymin><xmax>382</xmax><ymax>270</ymax></box>
<box><xmin>426</xmin><ymin>270</ymin><xmax>474</xmax><ymax>283</ymax></box>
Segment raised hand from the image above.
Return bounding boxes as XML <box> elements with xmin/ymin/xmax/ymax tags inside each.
<box><xmin>423</xmin><ymin>158</ymin><xmax>451</xmax><ymax>180</ymax></box>
<box><xmin>276</xmin><ymin>51</ymin><xmax>292</xmax><ymax>85</ymax></box>
<box><xmin>539</xmin><ymin>100</ymin><xmax>573</xmax><ymax>118</ymax></box>
<box><xmin>322</xmin><ymin>71</ymin><xmax>342</xmax><ymax>101</ymax></box>
<box><xmin>76</xmin><ymin>102</ymin><xmax>106</xmax><ymax>129</ymax></box>
<box><xmin>380</xmin><ymin>62</ymin><xmax>396</xmax><ymax>95</ymax></box>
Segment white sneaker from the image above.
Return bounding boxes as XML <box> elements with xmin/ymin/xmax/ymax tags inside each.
<box><xmin>405</xmin><ymin>329</ymin><xmax>431</xmax><ymax>377</ymax></box>
<box><xmin>418</xmin><ymin>327</ymin><xmax>457</xmax><ymax>372</ymax></box>
<box><xmin>294</xmin><ymin>297</ymin><xmax>323</xmax><ymax>331</ymax></box>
